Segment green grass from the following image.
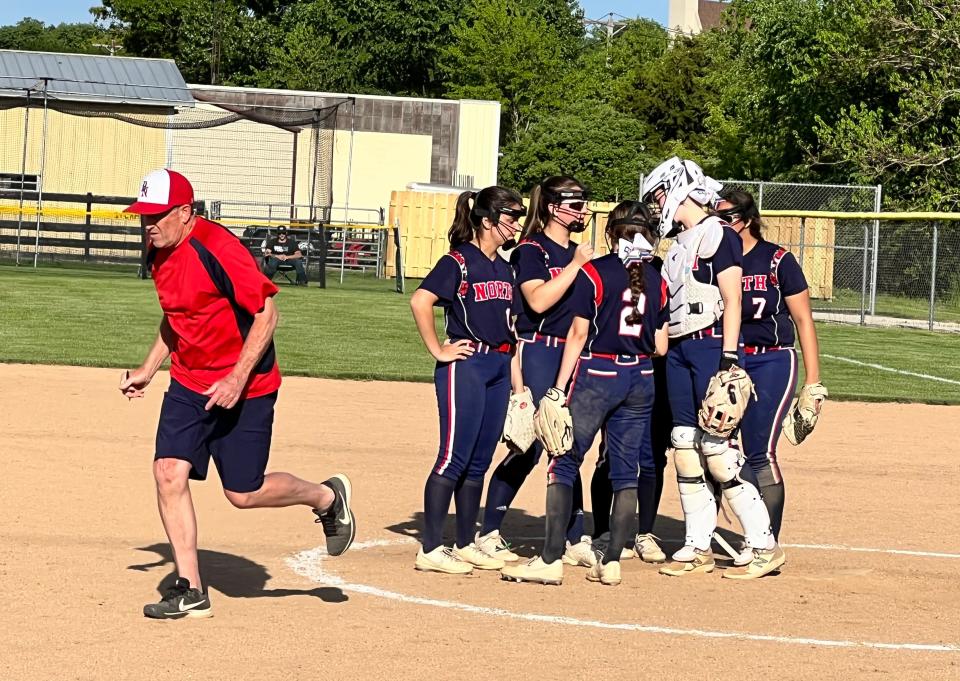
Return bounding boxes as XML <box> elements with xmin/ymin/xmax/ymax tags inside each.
<box><xmin>815</xmin><ymin>287</ymin><xmax>960</xmax><ymax>323</ymax></box>
<box><xmin>2</xmin><ymin>264</ymin><xmax>960</xmax><ymax>403</ymax></box>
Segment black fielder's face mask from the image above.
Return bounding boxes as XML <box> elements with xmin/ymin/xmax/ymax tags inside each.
<box><xmin>546</xmin><ymin>188</ymin><xmax>589</xmax><ymax>233</ymax></box>
<box><xmin>476</xmin><ymin>205</ymin><xmax>525</xmax><ymax>250</ymax></box>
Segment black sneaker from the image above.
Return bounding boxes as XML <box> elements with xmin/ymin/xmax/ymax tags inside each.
<box><xmin>143</xmin><ymin>577</ymin><xmax>212</xmax><ymax>620</ymax></box>
<box><xmin>314</xmin><ymin>473</ymin><xmax>356</xmax><ymax>556</ymax></box>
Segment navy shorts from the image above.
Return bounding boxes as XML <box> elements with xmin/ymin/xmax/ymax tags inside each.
<box><xmin>155</xmin><ymin>379</ymin><xmax>277</xmax><ymax>493</ymax></box>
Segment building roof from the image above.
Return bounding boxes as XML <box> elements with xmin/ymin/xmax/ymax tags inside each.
<box><xmin>0</xmin><ymin>50</ymin><xmax>192</xmax><ymax>107</ymax></box>
<box><xmin>698</xmin><ymin>0</ymin><xmax>730</xmax><ymax>30</ymax></box>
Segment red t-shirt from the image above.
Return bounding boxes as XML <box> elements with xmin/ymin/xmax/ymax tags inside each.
<box><xmin>150</xmin><ymin>216</ymin><xmax>281</xmax><ymax>398</ymax></box>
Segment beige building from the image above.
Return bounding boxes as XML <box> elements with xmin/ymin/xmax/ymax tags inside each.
<box><xmin>0</xmin><ymin>51</ymin><xmax>501</xmax><ymax>227</ymax></box>
<box><xmin>667</xmin><ymin>0</ymin><xmax>731</xmax><ymax>35</ymax></box>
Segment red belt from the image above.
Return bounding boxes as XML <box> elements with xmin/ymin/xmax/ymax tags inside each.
<box><xmin>744</xmin><ymin>345</ymin><xmax>790</xmax><ymax>355</ymax></box>
<box><xmin>467</xmin><ymin>341</ymin><xmax>513</xmax><ymax>354</ymax></box>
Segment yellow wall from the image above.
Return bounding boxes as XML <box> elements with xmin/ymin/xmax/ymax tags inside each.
<box><xmin>456</xmin><ymin>100</ymin><xmax>500</xmax><ymax>188</ymax></box>
<box><xmin>0</xmin><ymin>107</ymin><xmax>166</xmax><ymax>197</ymax></box>
<box><xmin>330</xmin><ymin>130</ymin><xmax>433</xmax><ymax>223</ymax></box>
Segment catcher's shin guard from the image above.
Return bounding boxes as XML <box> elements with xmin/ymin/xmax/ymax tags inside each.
<box><xmin>700</xmin><ymin>434</ymin><xmax>774</xmax><ymax>550</ymax></box>
<box><xmin>672</xmin><ymin>427</ymin><xmax>716</xmax><ymax>554</ymax></box>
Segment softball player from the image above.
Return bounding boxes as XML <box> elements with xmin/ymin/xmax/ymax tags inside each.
<box><xmin>716</xmin><ymin>190</ymin><xmax>824</xmax><ymax>542</ymax></box>
<box><xmin>641</xmin><ymin>157</ymin><xmax>783</xmax><ymax>580</ymax></box>
<box><xmin>477</xmin><ymin>176</ymin><xmax>596</xmax><ymax>567</ymax></box>
<box><xmin>591</xmin><ymin>339</ymin><xmax>671</xmax><ymax>564</ymax></box>
<box><xmin>501</xmin><ymin>202</ymin><xmax>668</xmax><ymax>586</ymax></box>
<box><xmin>410</xmin><ymin>186</ymin><xmax>526</xmax><ymax>575</ymax></box>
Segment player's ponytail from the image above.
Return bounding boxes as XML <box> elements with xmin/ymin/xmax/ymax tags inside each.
<box><xmin>607</xmin><ymin>200</ymin><xmax>659</xmax><ymax>324</ymax></box>
<box><xmin>448</xmin><ymin>187</ymin><xmax>525</xmax><ymax>248</ymax></box>
<box><xmin>519</xmin><ymin>175</ymin><xmax>585</xmax><ymax>241</ymax></box>
<box><xmin>717</xmin><ymin>189</ymin><xmax>763</xmax><ymax>239</ymax></box>
<box><xmin>449</xmin><ymin>191</ymin><xmax>477</xmax><ymax>247</ymax></box>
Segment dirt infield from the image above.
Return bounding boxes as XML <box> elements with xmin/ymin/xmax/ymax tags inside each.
<box><xmin>2</xmin><ymin>363</ymin><xmax>958</xmax><ymax>681</ymax></box>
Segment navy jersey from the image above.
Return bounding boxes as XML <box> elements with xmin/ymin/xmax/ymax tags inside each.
<box><xmin>686</xmin><ymin>221</ymin><xmax>743</xmax><ymax>286</ymax></box>
<box><xmin>418</xmin><ymin>242</ymin><xmax>515</xmax><ymax>346</ymax></box>
<box><xmin>740</xmin><ymin>240</ymin><xmax>808</xmax><ymax>347</ymax></box>
<box><xmin>512</xmin><ymin>233</ymin><xmax>578</xmax><ymax>337</ymax></box>
<box><xmin>569</xmin><ymin>254</ymin><xmax>668</xmax><ymax>356</ymax></box>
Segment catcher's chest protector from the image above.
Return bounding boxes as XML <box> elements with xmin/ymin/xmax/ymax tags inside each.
<box><xmin>664</xmin><ymin>220</ymin><xmax>725</xmax><ymax>338</ymax></box>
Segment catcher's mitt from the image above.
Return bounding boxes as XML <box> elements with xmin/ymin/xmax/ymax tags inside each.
<box><xmin>533</xmin><ymin>388</ymin><xmax>573</xmax><ymax>457</ymax></box>
<box><xmin>782</xmin><ymin>382</ymin><xmax>828</xmax><ymax>445</ymax></box>
<box><xmin>698</xmin><ymin>365</ymin><xmax>756</xmax><ymax>437</ymax></box>
<box><xmin>502</xmin><ymin>387</ymin><xmax>536</xmax><ymax>452</ymax></box>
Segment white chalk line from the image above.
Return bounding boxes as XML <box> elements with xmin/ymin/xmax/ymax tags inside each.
<box><xmin>286</xmin><ymin>539</ymin><xmax>959</xmax><ymax>654</ymax></box>
<box><xmin>822</xmin><ymin>354</ymin><xmax>960</xmax><ymax>386</ymax></box>
<box><xmin>505</xmin><ymin>536</ymin><xmax>960</xmax><ymax>560</ymax></box>
<box><xmin>783</xmin><ymin>543</ymin><xmax>960</xmax><ymax>559</ymax></box>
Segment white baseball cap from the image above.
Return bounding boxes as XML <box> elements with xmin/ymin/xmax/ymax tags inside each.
<box><xmin>125</xmin><ymin>169</ymin><xmax>195</xmax><ymax>215</ymax></box>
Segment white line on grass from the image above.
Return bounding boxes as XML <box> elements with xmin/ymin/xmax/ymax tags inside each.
<box><xmin>286</xmin><ymin>539</ymin><xmax>959</xmax><ymax>654</ymax></box>
<box><xmin>822</xmin><ymin>354</ymin><xmax>960</xmax><ymax>386</ymax></box>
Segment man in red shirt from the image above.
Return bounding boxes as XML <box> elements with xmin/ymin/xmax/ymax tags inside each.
<box><xmin>119</xmin><ymin>169</ymin><xmax>355</xmax><ymax>619</ymax></box>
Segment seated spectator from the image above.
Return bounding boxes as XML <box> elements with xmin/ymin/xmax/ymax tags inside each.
<box><xmin>262</xmin><ymin>226</ymin><xmax>307</xmax><ymax>285</ymax></box>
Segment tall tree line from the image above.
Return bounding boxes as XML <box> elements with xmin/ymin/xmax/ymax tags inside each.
<box><xmin>3</xmin><ymin>0</ymin><xmax>959</xmax><ymax>210</ymax></box>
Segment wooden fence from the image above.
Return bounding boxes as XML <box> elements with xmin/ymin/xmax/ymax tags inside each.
<box><xmin>386</xmin><ymin>190</ymin><xmax>834</xmax><ymax>298</ymax></box>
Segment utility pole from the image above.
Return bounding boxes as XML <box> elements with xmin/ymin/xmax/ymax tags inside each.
<box><xmin>210</xmin><ymin>0</ymin><xmax>224</xmax><ymax>85</ymax></box>
<box><xmin>581</xmin><ymin>13</ymin><xmax>632</xmax><ymax>67</ymax></box>
<box><xmin>93</xmin><ymin>36</ymin><xmax>124</xmax><ymax>56</ymax></box>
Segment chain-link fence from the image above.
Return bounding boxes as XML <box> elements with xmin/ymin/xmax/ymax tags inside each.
<box><xmin>765</xmin><ymin>214</ymin><xmax>960</xmax><ymax>331</ymax></box>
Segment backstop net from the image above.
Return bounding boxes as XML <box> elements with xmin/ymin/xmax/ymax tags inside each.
<box><xmin>0</xmin><ymin>93</ymin><xmax>343</xmax><ymax>275</ymax></box>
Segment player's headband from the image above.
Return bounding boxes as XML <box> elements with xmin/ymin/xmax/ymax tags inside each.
<box><xmin>542</xmin><ymin>187</ymin><xmax>589</xmax><ymax>204</ymax></box>
<box><xmin>608</xmin><ymin>216</ymin><xmax>655</xmax><ymax>231</ymax></box>
<box><xmin>473</xmin><ymin>205</ymin><xmax>526</xmax><ymax>221</ymax></box>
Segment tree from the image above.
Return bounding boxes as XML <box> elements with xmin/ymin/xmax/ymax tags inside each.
<box><xmin>499</xmin><ymin>99</ymin><xmax>659</xmax><ymax>200</ymax></box>
<box><xmin>93</xmin><ymin>0</ymin><xmax>286</xmax><ymax>84</ymax></box>
<box><xmin>440</xmin><ymin>0</ymin><xmax>567</xmax><ymax>143</ymax></box>
<box><xmin>0</xmin><ymin>18</ymin><xmax>108</xmax><ymax>54</ymax></box>
<box><xmin>811</xmin><ymin>0</ymin><xmax>960</xmax><ymax>211</ymax></box>
<box><xmin>254</xmin><ymin>0</ymin><xmax>464</xmax><ymax>96</ymax></box>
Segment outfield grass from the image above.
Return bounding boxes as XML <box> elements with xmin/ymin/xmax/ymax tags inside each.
<box><xmin>2</xmin><ymin>264</ymin><xmax>960</xmax><ymax>404</ymax></box>
<box><xmin>815</xmin><ymin>286</ymin><xmax>960</xmax><ymax>323</ymax></box>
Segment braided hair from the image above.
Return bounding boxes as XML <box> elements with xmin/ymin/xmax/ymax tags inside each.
<box><xmin>606</xmin><ymin>200</ymin><xmax>658</xmax><ymax>324</ymax></box>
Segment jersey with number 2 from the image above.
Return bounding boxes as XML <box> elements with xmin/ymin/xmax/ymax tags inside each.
<box><xmin>569</xmin><ymin>254</ymin><xmax>667</xmax><ymax>356</ymax></box>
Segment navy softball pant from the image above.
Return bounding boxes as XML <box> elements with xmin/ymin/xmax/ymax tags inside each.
<box><xmin>549</xmin><ymin>355</ymin><xmax>655</xmax><ymax>491</ymax></box>
<box><xmin>741</xmin><ymin>347</ymin><xmax>799</xmax><ymax>486</ymax></box>
<box><xmin>432</xmin><ymin>351</ymin><xmax>512</xmax><ymax>482</ymax></box>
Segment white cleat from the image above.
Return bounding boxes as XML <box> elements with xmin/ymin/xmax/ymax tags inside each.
<box><xmin>586</xmin><ymin>559</ymin><xmax>622</xmax><ymax>586</ymax></box>
<box><xmin>562</xmin><ymin>536</ymin><xmax>598</xmax><ymax>567</ymax></box>
<box><xmin>475</xmin><ymin>530</ymin><xmax>520</xmax><ymax>562</ymax></box>
<box><xmin>453</xmin><ymin>543</ymin><xmax>505</xmax><ymax>571</ymax></box>
<box><xmin>634</xmin><ymin>533</ymin><xmax>666</xmax><ymax>563</ymax></box>
<box><xmin>672</xmin><ymin>544</ymin><xmax>699</xmax><ymax>562</ymax></box>
<box><xmin>722</xmin><ymin>544</ymin><xmax>786</xmax><ymax>580</ymax></box>
<box><xmin>415</xmin><ymin>546</ymin><xmax>473</xmax><ymax>575</ymax></box>
<box><xmin>501</xmin><ymin>556</ymin><xmax>563</xmax><ymax>585</ymax></box>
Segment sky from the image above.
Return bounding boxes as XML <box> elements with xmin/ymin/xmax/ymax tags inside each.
<box><xmin>0</xmin><ymin>0</ymin><xmax>669</xmax><ymax>28</ymax></box>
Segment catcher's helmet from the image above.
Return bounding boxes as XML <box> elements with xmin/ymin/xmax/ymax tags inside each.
<box><xmin>641</xmin><ymin>157</ymin><xmax>723</xmax><ymax>237</ymax></box>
